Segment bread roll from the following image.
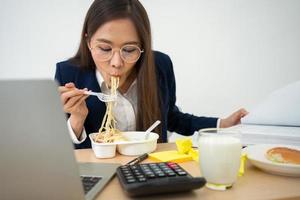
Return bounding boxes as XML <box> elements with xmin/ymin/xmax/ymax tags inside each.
<box><xmin>266</xmin><ymin>147</ymin><xmax>300</xmax><ymax>165</ymax></box>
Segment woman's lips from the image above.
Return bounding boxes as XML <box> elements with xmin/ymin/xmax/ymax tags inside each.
<box><xmin>109</xmin><ymin>74</ymin><xmax>121</xmax><ymax>79</ymax></box>
<box><xmin>110</xmin><ymin>69</ymin><xmax>122</xmax><ymax>76</ymax></box>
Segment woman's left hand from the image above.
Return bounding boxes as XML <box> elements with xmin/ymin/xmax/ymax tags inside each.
<box><xmin>220</xmin><ymin>108</ymin><xmax>249</xmax><ymax>128</ymax></box>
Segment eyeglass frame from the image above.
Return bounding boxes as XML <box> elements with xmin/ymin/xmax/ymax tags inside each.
<box><xmin>89</xmin><ymin>42</ymin><xmax>144</xmax><ymax>63</ymax></box>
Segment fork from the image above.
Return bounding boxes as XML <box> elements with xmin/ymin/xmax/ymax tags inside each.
<box><xmin>84</xmin><ymin>91</ymin><xmax>117</xmax><ymax>102</ymax></box>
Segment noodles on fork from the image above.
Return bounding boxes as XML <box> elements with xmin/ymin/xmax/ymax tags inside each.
<box><xmin>94</xmin><ymin>77</ymin><xmax>125</xmax><ymax>143</ymax></box>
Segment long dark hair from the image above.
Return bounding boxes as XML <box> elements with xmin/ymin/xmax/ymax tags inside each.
<box><xmin>70</xmin><ymin>0</ymin><xmax>162</xmax><ymax>141</ymax></box>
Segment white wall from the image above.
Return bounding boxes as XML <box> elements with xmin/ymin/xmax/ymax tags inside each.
<box><xmin>1</xmin><ymin>0</ymin><xmax>300</xmax><ymax>121</ymax></box>
<box><xmin>0</xmin><ymin>0</ymin><xmax>91</xmax><ymax>79</ymax></box>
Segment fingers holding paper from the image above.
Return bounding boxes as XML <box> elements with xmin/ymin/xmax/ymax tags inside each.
<box><xmin>220</xmin><ymin>108</ymin><xmax>249</xmax><ymax>128</ymax></box>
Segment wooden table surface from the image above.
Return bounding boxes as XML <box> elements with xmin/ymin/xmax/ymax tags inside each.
<box><xmin>74</xmin><ymin>143</ymin><xmax>300</xmax><ymax>200</ymax></box>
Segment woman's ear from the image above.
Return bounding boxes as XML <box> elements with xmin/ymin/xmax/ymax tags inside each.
<box><xmin>85</xmin><ymin>33</ymin><xmax>91</xmax><ymax>50</ymax></box>
<box><xmin>87</xmin><ymin>42</ymin><xmax>91</xmax><ymax>51</ymax></box>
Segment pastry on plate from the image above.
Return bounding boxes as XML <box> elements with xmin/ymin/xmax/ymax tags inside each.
<box><xmin>266</xmin><ymin>147</ymin><xmax>300</xmax><ymax>165</ymax></box>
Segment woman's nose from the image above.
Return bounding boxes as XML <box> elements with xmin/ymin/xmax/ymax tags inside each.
<box><xmin>110</xmin><ymin>50</ymin><xmax>123</xmax><ymax>69</ymax></box>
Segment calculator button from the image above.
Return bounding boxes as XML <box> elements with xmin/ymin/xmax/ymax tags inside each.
<box><xmin>145</xmin><ymin>171</ymin><xmax>154</xmax><ymax>175</ymax></box>
<box><xmin>151</xmin><ymin>167</ymin><xmax>160</xmax><ymax>171</ymax></box>
<box><xmin>172</xmin><ymin>166</ymin><xmax>180</xmax><ymax>170</ymax></box>
<box><xmin>158</xmin><ymin>163</ymin><xmax>167</xmax><ymax>166</ymax></box>
<box><xmin>154</xmin><ymin>170</ymin><xmax>164</xmax><ymax>173</ymax></box>
<box><xmin>123</xmin><ymin>173</ymin><xmax>132</xmax><ymax>176</ymax></box>
<box><xmin>156</xmin><ymin>173</ymin><xmax>166</xmax><ymax>177</ymax></box>
<box><xmin>167</xmin><ymin>162</ymin><xmax>176</xmax><ymax>166</ymax></box>
<box><xmin>177</xmin><ymin>171</ymin><xmax>187</xmax><ymax>176</ymax></box>
<box><xmin>126</xmin><ymin>178</ymin><xmax>136</xmax><ymax>183</ymax></box>
<box><xmin>146</xmin><ymin>173</ymin><xmax>156</xmax><ymax>178</ymax></box>
<box><xmin>138</xmin><ymin>177</ymin><xmax>147</xmax><ymax>182</ymax></box>
<box><xmin>144</xmin><ymin>171</ymin><xmax>153</xmax><ymax>174</ymax></box>
<box><xmin>125</xmin><ymin>175</ymin><xmax>135</xmax><ymax>179</ymax></box>
<box><xmin>136</xmin><ymin>175</ymin><xmax>145</xmax><ymax>179</ymax></box>
<box><xmin>130</xmin><ymin>165</ymin><xmax>138</xmax><ymax>170</ymax></box>
<box><xmin>174</xmin><ymin>168</ymin><xmax>183</xmax><ymax>172</ymax></box>
<box><xmin>166</xmin><ymin>172</ymin><xmax>176</xmax><ymax>176</ymax></box>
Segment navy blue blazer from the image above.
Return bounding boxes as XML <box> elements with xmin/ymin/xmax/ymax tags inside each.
<box><xmin>55</xmin><ymin>51</ymin><xmax>218</xmax><ymax>149</ymax></box>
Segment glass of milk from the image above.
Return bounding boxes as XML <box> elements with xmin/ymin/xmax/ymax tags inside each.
<box><xmin>198</xmin><ymin>128</ymin><xmax>242</xmax><ymax>188</ymax></box>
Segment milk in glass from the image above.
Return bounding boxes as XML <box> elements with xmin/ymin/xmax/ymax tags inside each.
<box><xmin>198</xmin><ymin>131</ymin><xmax>242</xmax><ymax>185</ymax></box>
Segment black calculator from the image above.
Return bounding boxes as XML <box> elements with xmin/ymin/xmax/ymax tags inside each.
<box><xmin>116</xmin><ymin>162</ymin><xmax>206</xmax><ymax>197</ymax></box>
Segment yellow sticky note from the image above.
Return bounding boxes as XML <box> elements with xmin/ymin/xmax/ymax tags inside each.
<box><xmin>149</xmin><ymin>150</ymin><xmax>193</xmax><ymax>163</ymax></box>
<box><xmin>238</xmin><ymin>153</ymin><xmax>247</xmax><ymax>177</ymax></box>
<box><xmin>188</xmin><ymin>149</ymin><xmax>199</xmax><ymax>162</ymax></box>
<box><xmin>176</xmin><ymin>138</ymin><xmax>193</xmax><ymax>154</ymax></box>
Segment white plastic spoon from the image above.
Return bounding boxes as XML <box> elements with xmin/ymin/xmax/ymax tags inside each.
<box><xmin>145</xmin><ymin>120</ymin><xmax>161</xmax><ymax>140</ymax></box>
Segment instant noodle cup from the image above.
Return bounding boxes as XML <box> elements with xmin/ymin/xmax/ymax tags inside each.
<box><xmin>89</xmin><ymin>131</ymin><xmax>159</xmax><ymax>158</ymax></box>
<box><xmin>117</xmin><ymin>131</ymin><xmax>159</xmax><ymax>156</ymax></box>
<box><xmin>89</xmin><ymin>133</ymin><xmax>117</xmax><ymax>158</ymax></box>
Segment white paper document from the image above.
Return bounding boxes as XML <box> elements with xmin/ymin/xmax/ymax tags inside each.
<box><xmin>229</xmin><ymin>80</ymin><xmax>300</xmax><ymax>145</ymax></box>
<box><xmin>241</xmin><ymin>80</ymin><xmax>300</xmax><ymax>126</ymax></box>
<box><xmin>230</xmin><ymin>124</ymin><xmax>300</xmax><ymax>145</ymax></box>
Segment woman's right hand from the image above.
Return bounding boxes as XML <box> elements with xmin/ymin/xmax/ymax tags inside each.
<box><xmin>58</xmin><ymin>82</ymin><xmax>89</xmax><ymax>137</ymax></box>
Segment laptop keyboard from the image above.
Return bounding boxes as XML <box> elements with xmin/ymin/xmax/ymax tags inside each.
<box><xmin>80</xmin><ymin>176</ymin><xmax>102</xmax><ymax>194</ymax></box>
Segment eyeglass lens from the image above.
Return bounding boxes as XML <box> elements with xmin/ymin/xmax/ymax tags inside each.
<box><xmin>92</xmin><ymin>43</ymin><xmax>142</xmax><ymax>63</ymax></box>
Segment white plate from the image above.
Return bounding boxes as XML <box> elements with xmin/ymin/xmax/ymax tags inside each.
<box><xmin>244</xmin><ymin>144</ymin><xmax>300</xmax><ymax>177</ymax></box>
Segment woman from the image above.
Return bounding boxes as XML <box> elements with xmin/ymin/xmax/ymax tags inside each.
<box><xmin>55</xmin><ymin>0</ymin><xmax>247</xmax><ymax>149</ymax></box>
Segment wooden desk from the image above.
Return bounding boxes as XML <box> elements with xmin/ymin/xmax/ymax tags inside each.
<box><xmin>75</xmin><ymin>143</ymin><xmax>300</xmax><ymax>200</ymax></box>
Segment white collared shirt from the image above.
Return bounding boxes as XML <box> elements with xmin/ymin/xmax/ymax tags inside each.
<box><xmin>67</xmin><ymin>69</ymin><xmax>137</xmax><ymax>144</ymax></box>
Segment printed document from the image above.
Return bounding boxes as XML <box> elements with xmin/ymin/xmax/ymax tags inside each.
<box><xmin>229</xmin><ymin>80</ymin><xmax>300</xmax><ymax>145</ymax></box>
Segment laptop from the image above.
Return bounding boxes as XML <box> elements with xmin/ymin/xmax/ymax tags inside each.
<box><xmin>0</xmin><ymin>80</ymin><xmax>120</xmax><ymax>200</ymax></box>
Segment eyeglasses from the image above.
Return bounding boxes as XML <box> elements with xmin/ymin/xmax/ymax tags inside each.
<box><xmin>90</xmin><ymin>43</ymin><xmax>144</xmax><ymax>63</ymax></box>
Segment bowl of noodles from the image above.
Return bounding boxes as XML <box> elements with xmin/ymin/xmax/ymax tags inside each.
<box><xmin>89</xmin><ymin>131</ymin><xmax>159</xmax><ymax>158</ymax></box>
<box><xmin>89</xmin><ymin>76</ymin><xmax>159</xmax><ymax>158</ymax></box>
<box><xmin>116</xmin><ymin>131</ymin><xmax>159</xmax><ymax>156</ymax></box>
<box><xmin>89</xmin><ymin>132</ymin><xmax>120</xmax><ymax>159</ymax></box>
<box><xmin>89</xmin><ymin>135</ymin><xmax>117</xmax><ymax>158</ymax></box>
